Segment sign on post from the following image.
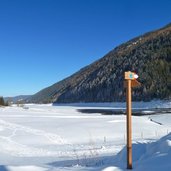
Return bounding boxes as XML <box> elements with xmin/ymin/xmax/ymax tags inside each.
<box><xmin>124</xmin><ymin>71</ymin><xmax>141</xmax><ymax>169</ymax></box>
<box><xmin>124</xmin><ymin>71</ymin><xmax>138</xmax><ymax>80</ymax></box>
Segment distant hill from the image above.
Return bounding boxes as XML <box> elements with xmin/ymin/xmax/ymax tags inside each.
<box><xmin>5</xmin><ymin>95</ymin><xmax>31</xmax><ymax>103</ymax></box>
<box><xmin>28</xmin><ymin>23</ymin><xmax>171</xmax><ymax>103</ymax></box>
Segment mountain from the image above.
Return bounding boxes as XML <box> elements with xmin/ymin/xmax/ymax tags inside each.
<box><xmin>29</xmin><ymin>23</ymin><xmax>171</xmax><ymax>103</ymax></box>
<box><xmin>5</xmin><ymin>95</ymin><xmax>31</xmax><ymax>104</ymax></box>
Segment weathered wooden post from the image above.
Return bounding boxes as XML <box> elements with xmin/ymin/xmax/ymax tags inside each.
<box><xmin>124</xmin><ymin>71</ymin><xmax>140</xmax><ymax>169</ymax></box>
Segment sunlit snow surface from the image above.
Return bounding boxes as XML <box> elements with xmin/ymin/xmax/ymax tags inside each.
<box><xmin>0</xmin><ymin>101</ymin><xmax>170</xmax><ymax>171</ymax></box>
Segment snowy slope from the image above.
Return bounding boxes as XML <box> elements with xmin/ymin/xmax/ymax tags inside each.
<box><xmin>0</xmin><ymin>102</ymin><xmax>170</xmax><ymax>171</ymax></box>
<box><xmin>103</xmin><ymin>133</ymin><xmax>171</xmax><ymax>171</ymax></box>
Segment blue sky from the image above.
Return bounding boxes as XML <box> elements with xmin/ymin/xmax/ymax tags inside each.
<box><xmin>0</xmin><ymin>0</ymin><xmax>171</xmax><ymax>96</ymax></box>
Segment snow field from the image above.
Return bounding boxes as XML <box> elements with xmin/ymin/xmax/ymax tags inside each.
<box><xmin>0</xmin><ymin>102</ymin><xmax>170</xmax><ymax>170</ymax></box>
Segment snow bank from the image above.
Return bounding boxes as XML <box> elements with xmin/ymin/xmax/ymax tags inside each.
<box><xmin>103</xmin><ymin>133</ymin><xmax>171</xmax><ymax>171</ymax></box>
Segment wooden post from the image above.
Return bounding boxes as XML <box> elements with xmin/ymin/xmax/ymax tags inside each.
<box><xmin>126</xmin><ymin>79</ymin><xmax>132</xmax><ymax>169</ymax></box>
<box><xmin>124</xmin><ymin>71</ymin><xmax>140</xmax><ymax>170</ymax></box>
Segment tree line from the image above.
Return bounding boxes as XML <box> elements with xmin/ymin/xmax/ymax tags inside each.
<box><xmin>0</xmin><ymin>97</ymin><xmax>8</xmax><ymax>106</ymax></box>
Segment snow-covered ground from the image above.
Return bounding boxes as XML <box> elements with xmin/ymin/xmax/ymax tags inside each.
<box><xmin>0</xmin><ymin>101</ymin><xmax>170</xmax><ymax>171</ymax></box>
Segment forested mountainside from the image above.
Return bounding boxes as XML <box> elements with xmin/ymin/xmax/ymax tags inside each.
<box><xmin>28</xmin><ymin>23</ymin><xmax>171</xmax><ymax>103</ymax></box>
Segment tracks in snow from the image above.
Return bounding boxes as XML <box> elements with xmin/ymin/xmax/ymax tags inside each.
<box><xmin>0</xmin><ymin>119</ymin><xmax>69</xmax><ymax>157</ymax></box>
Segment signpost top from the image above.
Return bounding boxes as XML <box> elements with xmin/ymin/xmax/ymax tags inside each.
<box><xmin>124</xmin><ymin>71</ymin><xmax>141</xmax><ymax>88</ymax></box>
<box><xmin>124</xmin><ymin>71</ymin><xmax>139</xmax><ymax>80</ymax></box>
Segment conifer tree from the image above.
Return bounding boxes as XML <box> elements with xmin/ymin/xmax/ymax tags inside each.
<box><xmin>0</xmin><ymin>96</ymin><xmax>5</xmax><ymax>106</ymax></box>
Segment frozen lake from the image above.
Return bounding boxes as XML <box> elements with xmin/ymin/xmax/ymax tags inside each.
<box><xmin>0</xmin><ymin>103</ymin><xmax>170</xmax><ymax>170</ymax></box>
